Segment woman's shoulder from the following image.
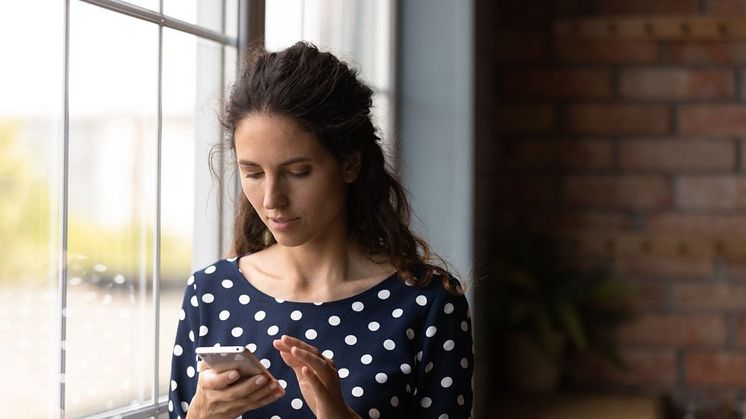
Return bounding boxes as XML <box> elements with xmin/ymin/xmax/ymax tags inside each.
<box><xmin>397</xmin><ymin>263</ymin><xmax>468</xmax><ymax>302</ymax></box>
<box><xmin>186</xmin><ymin>257</ymin><xmax>239</xmax><ymax>288</ymax></box>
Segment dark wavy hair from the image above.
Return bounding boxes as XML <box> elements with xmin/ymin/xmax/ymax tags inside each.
<box><xmin>212</xmin><ymin>41</ymin><xmax>460</xmax><ymax>294</ymax></box>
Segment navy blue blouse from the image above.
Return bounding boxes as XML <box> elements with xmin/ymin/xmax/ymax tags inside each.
<box><xmin>168</xmin><ymin>257</ymin><xmax>474</xmax><ymax>418</ymax></box>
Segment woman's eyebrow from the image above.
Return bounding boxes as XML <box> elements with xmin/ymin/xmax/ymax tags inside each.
<box><xmin>238</xmin><ymin>157</ymin><xmax>312</xmax><ymax>167</ymax></box>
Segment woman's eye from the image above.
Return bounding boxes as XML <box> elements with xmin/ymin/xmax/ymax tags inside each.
<box><xmin>289</xmin><ymin>170</ymin><xmax>310</xmax><ymax>178</ymax></box>
<box><xmin>244</xmin><ymin>172</ymin><xmax>263</xmax><ymax>179</ymax></box>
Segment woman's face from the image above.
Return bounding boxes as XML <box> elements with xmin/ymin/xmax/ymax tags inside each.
<box><xmin>234</xmin><ymin>113</ymin><xmax>357</xmax><ymax>248</ymax></box>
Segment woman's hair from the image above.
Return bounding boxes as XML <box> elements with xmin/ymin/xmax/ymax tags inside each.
<box><xmin>212</xmin><ymin>41</ymin><xmax>461</xmax><ymax>295</ymax></box>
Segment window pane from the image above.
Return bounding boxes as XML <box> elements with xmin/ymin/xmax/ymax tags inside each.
<box><xmin>159</xmin><ymin>28</ymin><xmax>229</xmax><ymax>399</ymax></box>
<box><xmin>163</xmin><ymin>0</ymin><xmax>233</xmax><ymax>34</ymax></box>
<box><xmin>66</xmin><ymin>1</ymin><xmax>159</xmax><ymax>415</ymax></box>
<box><xmin>121</xmin><ymin>0</ymin><xmax>159</xmax><ymax>11</ymax></box>
<box><xmin>0</xmin><ymin>1</ymin><xmax>64</xmax><ymax>417</ymax></box>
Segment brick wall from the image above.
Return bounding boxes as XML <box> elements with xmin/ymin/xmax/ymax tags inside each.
<box><xmin>478</xmin><ymin>0</ymin><xmax>746</xmax><ymax>395</ymax></box>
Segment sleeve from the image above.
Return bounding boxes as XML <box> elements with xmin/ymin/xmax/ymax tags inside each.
<box><xmin>168</xmin><ymin>276</ymin><xmax>200</xmax><ymax>419</ymax></box>
<box><xmin>408</xmin><ymin>277</ymin><xmax>474</xmax><ymax>418</ymax></box>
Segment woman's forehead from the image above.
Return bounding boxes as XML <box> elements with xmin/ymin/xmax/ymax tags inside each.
<box><xmin>234</xmin><ymin>114</ymin><xmax>326</xmax><ymax>165</ymax></box>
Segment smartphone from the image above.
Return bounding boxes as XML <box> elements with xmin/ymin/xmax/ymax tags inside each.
<box><xmin>195</xmin><ymin>346</ymin><xmax>268</xmax><ymax>378</ymax></box>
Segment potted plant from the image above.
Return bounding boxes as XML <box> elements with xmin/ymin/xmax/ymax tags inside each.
<box><xmin>489</xmin><ymin>231</ymin><xmax>634</xmax><ymax>394</ymax></box>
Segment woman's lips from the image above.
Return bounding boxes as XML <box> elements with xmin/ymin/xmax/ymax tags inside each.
<box><xmin>268</xmin><ymin>217</ymin><xmax>300</xmax><ymax>231</ymax></box>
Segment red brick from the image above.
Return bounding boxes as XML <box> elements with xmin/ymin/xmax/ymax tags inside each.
<box><xmin>555</xmin><ymin>40</ymin><xmax>659</xmax><ymax>64</ymax></box>
<box><xmin>710</xmin><ymin>0</ymin><xmax>746</xmax><ymax>15</ymax></box>
<box><xmin>592</xmin><ymin>0</ymin><xmax>698</xmax><ymax>14</ymax></box>
<box><xmin>499</xmin><ymin>139</ymin><xmax>613</xmax><ymax>170</ymax></box>
<box><xmin>679</xmin><ymin>105</ymin><xmax>746</xmax><ymax>135</ymax></box>
<box><xmin>569</xmin><ymin>348</ymin><xmax>677</xmax><ymax>386</ymax></box>
<box><xmin>497</xmin><ymin>26</ymin><xmax>547</xmax><ymax>63</ymax></box>
<box><xmin>494</xmin><ymin>176</ymin><xmax>560</xmax><ymax>207</ymax></box>
<box><xmin>676</xmin><ymin>176</ymin><xmax>746</xmax><ymax>210</ymax></box>
<box><xmin>619</xmin><ymin>139</ymin><xmax>736</xmax><ymax>171</ymax></box>
<box><xmin>497</xmin><ymin>104</ymin><xmax>555</xmax><ymax>132</ymax></box>
<box><xmin>564</xmin><ymin>104</ymin><xmax>670</xmax><ymax>135</ymax></box>
<box><xmin>669</xmin><ymin>42</ymin><xmax>746</xmax><ymax>64</ymax></box>
<box><xmin>503</xmin><ymin>69</ymin><xmax>613</xmax><ymax>98</ymax></box>
<box><xmin>620</xmin><ymin>69</ymin><xmax>734</xmax><ymax>100</ymax></box>
<box><xmin>734</xmin><ymin>316</ymin><xmax>746</xmax><ymax>348</ymax></box>
<box><xmin>742</xmin><ymin>140</ymin><xmax>746</xmax><ymax>170</ymax></box>
<box><xmin>623</xmin><ymin>280</ymin><xmax>669</xmax><ymax>310</ymax></box>
<box><xmin>563</xmin><ymin>175</ymin><xmax>671</xmax><ymax>209</ymax></box>
<box><xmin>617</xmin><ymin>314</ymin><xmax>727</xmax><ymax>347</ymax></box>
<box><xmin>687</xmin><ymin>351</ymin><xmax>746</xmax><ymax>386</ymax></box>
<box><xmin>647</xmin><ymin>214</ymin><xmax>746</xmax><ymax>236</ymax></box>
<box><xmin>614</xmin><ymin>255</ymin><xmax>715</xmax><ymax>279</ymax></box>
<box><xmin>528</xmin><ymin>211</ymin><xmax>632</xmax><ymax>231</ymax></box>
<box><xmin>673</xmin><ymin>283</ymin><xmax>746</xmax><ymax>311</ymax></box>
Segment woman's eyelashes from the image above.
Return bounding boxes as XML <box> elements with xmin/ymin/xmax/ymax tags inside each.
<box><xmin>243</xmin><ymin>168</ymin><xmax>311</xmax><ymax>179</ymax></box>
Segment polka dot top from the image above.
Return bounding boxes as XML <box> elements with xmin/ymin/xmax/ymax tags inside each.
<box><xmin>168</xmin><ymin>257</ymin><xmax>474</xmax><ymax>419</ymax></box>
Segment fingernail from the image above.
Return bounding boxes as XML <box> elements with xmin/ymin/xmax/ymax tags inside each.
<box><xmin>255</xmin><ymin>375</ymin><xmax>267</xmax><ymax>385</ymax></box>
<box><xmin>228</xmin><ymin>371</ymin><xmax>239</xmax><ymax>381</ymax></box>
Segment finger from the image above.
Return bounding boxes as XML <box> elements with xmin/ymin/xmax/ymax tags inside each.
<box><xmin>200</xmin><ymin>368</ymin><xmax>241</xmax><ymax>390</ymax></box>
<box><xmin>291</xmin><ymin>346</ymin><xmax>338</xmax><ymax>386</ymax></box>
<box><xmin>225</xmin><ymin>374</ymin><xmax>283</xmax><ymax>403</ymax></box>
<box><xmin>300</xmin><ymin>365</ymin><xmax>336</xmax><ymax>405</ymax></box>
<box><xmin>197</xmin><ymin>360</ymin><xmax>208</xmax><ymax>372</ymax></box>
<box><xmin>279</xmin><ymin>335</ymin><xmax>322</xmax><ymax>355</ymax></box>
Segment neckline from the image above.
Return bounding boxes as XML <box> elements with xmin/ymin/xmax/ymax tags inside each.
<box><xmin>228</xmin><ymin>257</ymin><xmax>400</xmax><ymax>307</ymax></box>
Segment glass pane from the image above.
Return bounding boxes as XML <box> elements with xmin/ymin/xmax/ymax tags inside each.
<box><xmin>0</xmin><ymin>1</ymin><xmax>64</xmax><ymax>418</ymax></box>
<box><xmin>66</xmin><ymin>1</ymin><xmax>159</xmax><ymax>416</ymax></box>
<box><xmin>159</xmin><ymin>28</ymin><xmax>228</xmax><ymax>399</ymax></box>
<box><xmin>121</xmin><ymin>0</ymin><xmax>159</xmax><ymax>11</ymax></box>
<box><xmin>163</xmin><ymin>0</ymin><xmax>224</xmax><ymax>34</ymax></box>
<box><xmin>225</xmin><ymin>0</ymin><xmax>238</xmax><ymax>39</ymax></box>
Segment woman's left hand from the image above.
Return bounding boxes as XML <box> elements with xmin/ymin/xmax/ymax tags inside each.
<box><xmin>273</xmin><ymin>335</ymin><xmax>361</xmax><ymax>419</ymax></box>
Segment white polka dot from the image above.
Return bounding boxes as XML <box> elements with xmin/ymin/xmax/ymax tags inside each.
<box><xmin>441</xmin><ymin>376</ymin><xmax>453</xmax><ymax>388</ymax></box>
<box><xmin>345</xmin><ymin>335</ymin><xmax>357</xmax><ymax>345</ymax></box>
<box><xmin>352</xmin><ymin>301</ymin><xmax>364</xmax><ymax>312</ymax></box>
<box><xmin>352</xmin><ymin>386</ymin><xmax>364</xmax><ymax>397</ymax></box>
<box><xmin>338</xmin><ymin>368</ymin><xmax>350</xmax><ymax>378</ymax></box>
<box><xmin>416</xmin><ymin>295</ymin><xmax>427</xmax><ymax>306</ymax></box>
<box><xmin>406</xmin><ymin>328</ymin><xmax>415</xmax><ymax>340</ymax></box>
<box><xmin>368</xmin><ymin>321</ymin><xmax>380</xmax><ymax>331</ymax></box>
<box><xmin>204</xmin><ymin>265</ymin><xmax>216</xmax><ymax>274</ymax></box>
<box><xmin>170</xmin><ymin>379</ymin><xmax>177</xmax><ymax>391</ymax></box>
<box><xmin>168</xmin><ymin>400</ymin><xmax>173</xmax><ymax>412</ymax></box>
<box><xmin>271</xmin><ymin>416</ymin><xmax>280</xmax><ymax>419</ymax></box>
<box><xmin>278</xmin><ymin>379</ymin><xmax>287</xmax><ymax>389</ymax></box>
<box><xmin>179</xmin><ymin>309</ymin><xmax>185</xmax><ymax>321</ymax></box>
<box><xmin>439</xmin><ymin>414</ymin><xmax>450</xmax><ymax>419</ymax></box>
<box><xmin>260</xmin><ymin>358</ymin><xmax>271</xmax><ymax>368</ymax></box>
<box><xmin>221</xmin><ymin>279</ymin><xmax>233</xmax><ymax>288</ymax></box>
<box><xmin>201</xmin><ymin>293</ymin><xmax>214</xmax><ymax>304</ymax></box>
<box><xmin>239</xmin><ymin>295</ymin><xmax>250</xmax><ymax>305</ymax></box>
<box><xmin>305</xmin><ymin>329</ymin><xmax>317</xmax><ymax>340</ymax></box>
<box><xmin>328</xmin><ymin>315</ymin><xmax>341</xmax><ymax>326</ymax></box>
<box><xmin>361</xmin><ymin>354</ymin><xmax>373</xmax><ymax>364</ymax></box>
<box><xmin>199</xmin><ymin>325</ymin><xmax>208</xmax><ymax>337</ymax></box>
<box><xmin>383</xmin><ymin>339</ymin><xmax>395</xmax><ymax>350</ymax></box>
<box><xmin>461</xmin><ymin>320</ymin><xmax>469</xmax><ymax>331</ymax></box>
<box><xmin>375</xmin><ymin>373</ymin><xmax>388</xmax><ymax>383</ymax></box>
<box><xmin>187</xmin><ymin>275</ymin><xmax>194</xmax><ymax>286</ymax></box>
<box><xmin>444</xmin><ymin>302</ymin><xmax>454</xmax><ymax>314</ymax></box>
<box><xmin>188</xmin><ymin>331</ymin><xmax>195</xmax><ymax>342</ymax></box>
<box><xmin>443</xmin><ymin>340</ymin><xmax>455</xmax><ymax>351</ymax></box>
<box><xmin>426</xmin><ymin>326</ymin><xmax>437</xmax><ymax>337</ymax></box>
<box><xmin>180</xmin><ymin>401</ymin><xmax>189</xmax><ymax>412</ymax></box>
<box><xmin>421</xmin><ymin>397</ymin><xmax>432</xmax><ymax>408</ymax></box>
<box><xmin>314</xmin><ymin>302</ymin><xmax>323</xmax><ymax>306</ymax></box>
<box><xmin>267</xmin><ymin>325</ymin><xmax>279</xmax><ymax>336</ymax></box>
<box><xmin>173</xmin><ymin>345</ymin><xmax>183</xmax><ymax>356</ymax></box>
<box><xmin>369</xmin><ymin>408</ymin><xmax>381</xmax><ymax>419</ymax></box>
<box><xmin>391</xmin><ymin>396</ymin><xmax>399</xmax><ymax>407</ymax></box>
<box><xmin>290</xmin><ymin>310</ymin><xmax>303</xmax><ymax>321</ymax></box>
<box><xmin>457</xmin><ymin>394</ymin><xmax>465</xmax><ymax>405</ymax></box>
<box><xmin>275</xmin><ymin>298</ymin><xmax>285</xmax><ymax>303</ymax></box>
<box><xmin>322</xmin><ymin>349</ymin><xmax>334</xmax><ymax>359</ymax></box>
<box><xmin>190</xmin><ymin>296</ymin><xmax>198</xmax><ymax>307</ymax></box>
<box><xmin>186</xmin><ymin>366</ymin><xmax>195</xmax><ymax>378</ymax></box>
<box><xmin>461</xmin><ymin>357</ymin><xmax>469</xmax><ymax>368</ymax></box>
<box><xmin>400</xmin><ymin>363</ymin><xmax>411</xmax><ymax>374</ymax></box>
<box><xmin>219</xmin><ymin>310</ymin><xmax>230</xmax><ymax>321</ymax></box>
<box><xmin>247</xmin><ymin>343</ymin><xmax>257</xmax><ymax>353</ymax></box>
<box><xmin>226</xmin><ymin>256</ymin><xmax>237</xmax><ymax>262</ymax></box>
<box><xmin>425</xmin><ymin>362</ymin><xmax>434</xmax><ymax>373</ymax></box>
<box><xmin>378</xmin><ymin>289</ymin><xmax>390</xmax><ymax>300</ymax></box>
<box><xmin>291</xmin><ymin>398</ymin><xmax>303</xmax><ymax>409</ymax></box>
<box><xmin>254</xmin><ymin>310</ymin><xmax>266</xmax><ymax>321</ymax></box>
<box><xmin>231</xmin><ymin>327</ymin><xmax>243</xmax><ymax>337</ymax></box>
<box><xmin>392</xmin><ymin>308</ymin><xmax>403</xmax><ymax>318</ymax></box>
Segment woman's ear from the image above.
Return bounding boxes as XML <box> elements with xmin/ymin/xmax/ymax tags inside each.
<box><xmin>342</xmin><ymin>152</ymin><xmax>362</xmax><ymax>183</ymax></box>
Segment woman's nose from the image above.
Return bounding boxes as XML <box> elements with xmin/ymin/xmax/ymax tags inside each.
<box><xmin>263</xmin><ymin>177</ymin><xmax>288</xmax><ymax>209</ymax></box>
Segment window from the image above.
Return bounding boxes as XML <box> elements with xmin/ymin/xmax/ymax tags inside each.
<box><xmin>0</xmin><ymin>0</ymin><xmax>240</xmax><ymax>417</ymax></box>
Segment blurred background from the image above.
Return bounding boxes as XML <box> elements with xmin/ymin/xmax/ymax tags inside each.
<box><xmin>2</xmin><ymin>0</ymin><xmax>745</xmax><ymax>418</ymax></box>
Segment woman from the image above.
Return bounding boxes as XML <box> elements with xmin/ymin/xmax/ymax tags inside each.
<box><xmin>169</xmin><ymin>41</ymin><xmax>473</xmax><ymax>419</ymax></box>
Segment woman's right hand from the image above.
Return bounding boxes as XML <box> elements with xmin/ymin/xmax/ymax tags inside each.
<box><xmin>186</xmin><ymin>361</ymin><xmax>285</xmax><ymax>419</ymax></box>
